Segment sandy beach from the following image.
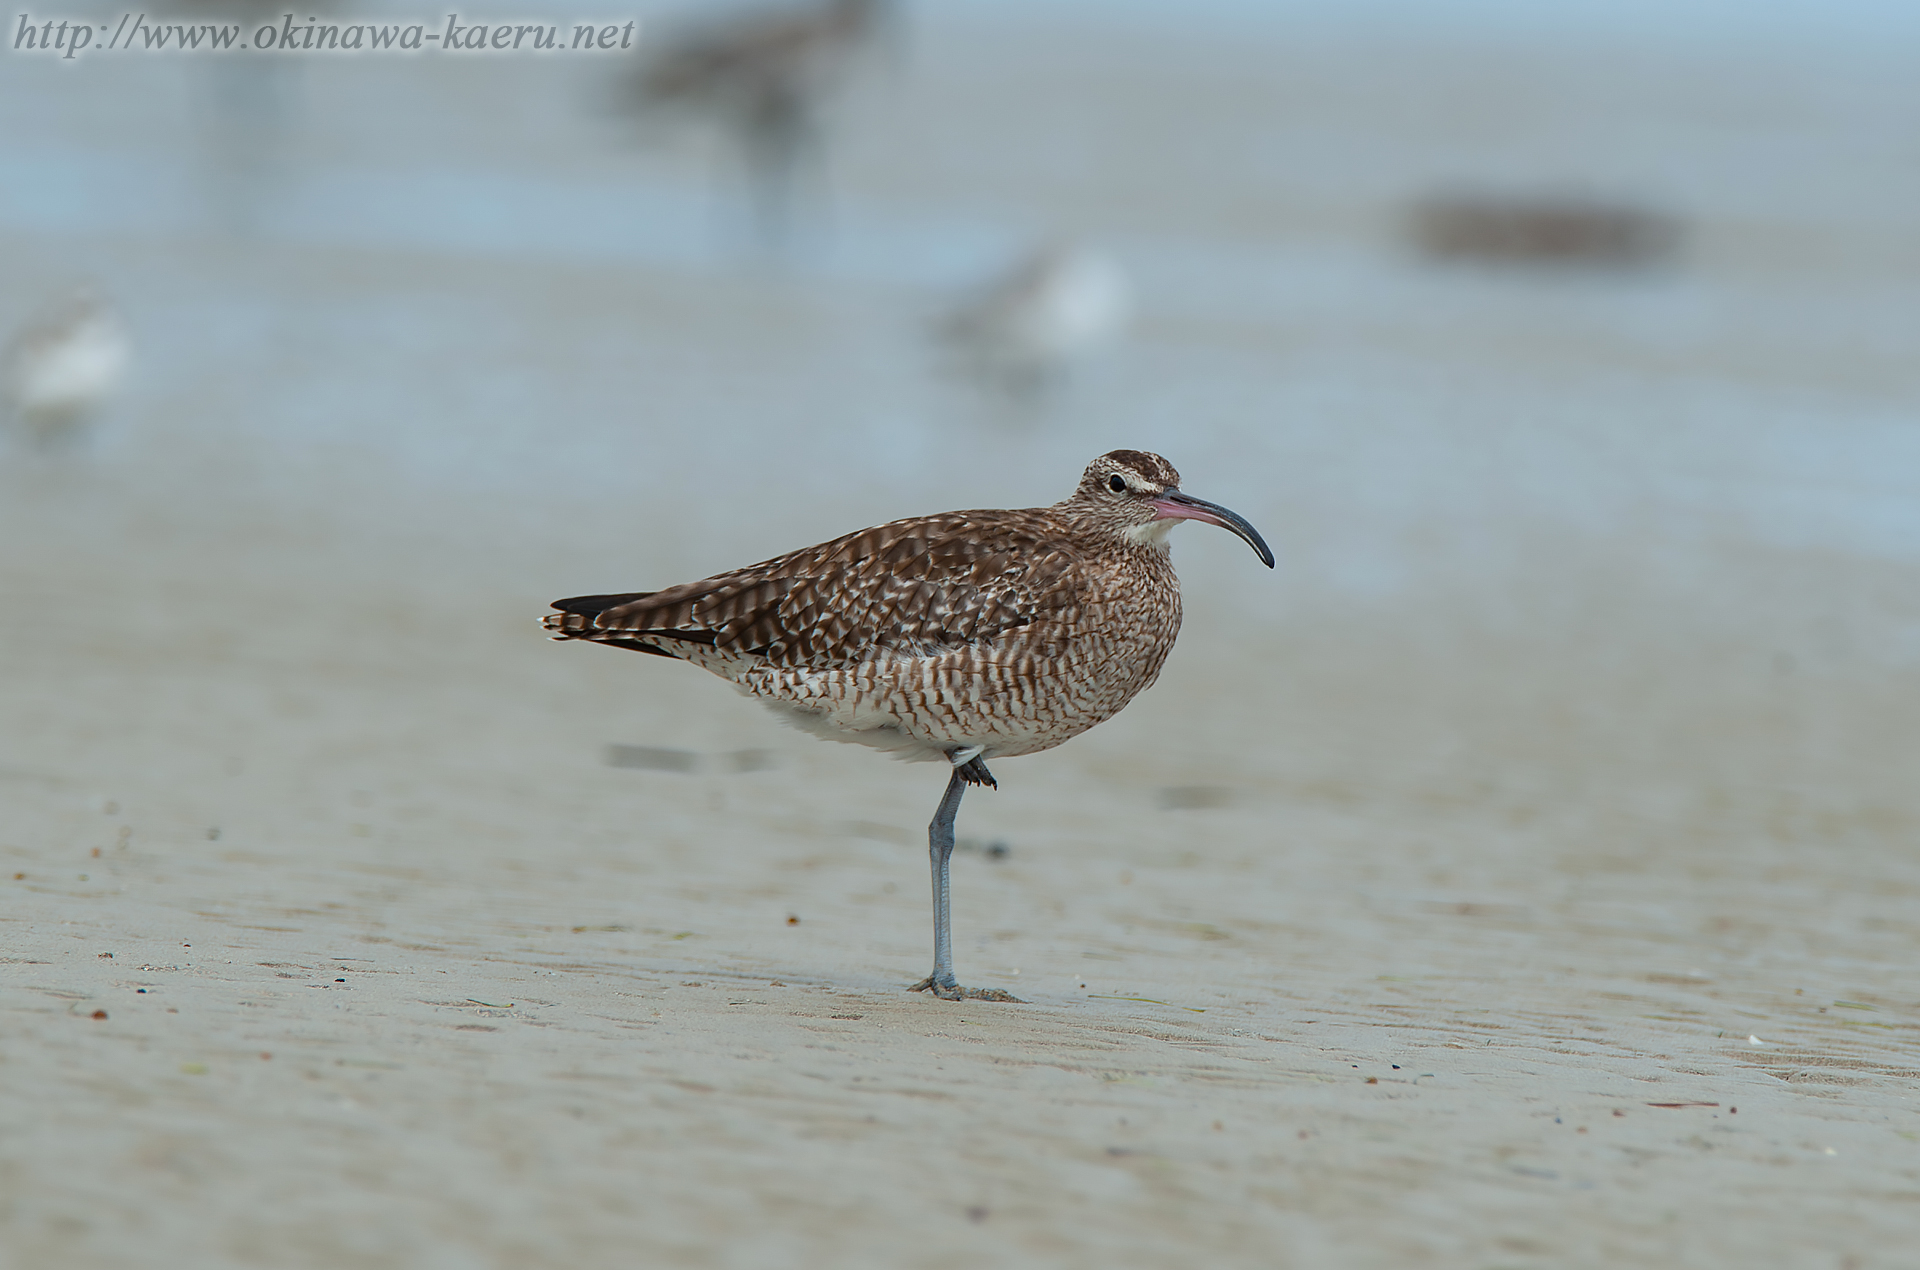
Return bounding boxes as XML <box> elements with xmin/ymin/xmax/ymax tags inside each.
<box><xmin>9</xmin><ymin>413</ymin><xmax>1920</xmax><ymax>1267</ymax></box>
<box><xmin>6</xmin><ymin>2</ymin><xmax>1920</xmax><ymax>1266</ymax></box>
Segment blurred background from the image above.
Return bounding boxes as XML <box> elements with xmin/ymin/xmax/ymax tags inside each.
<box><xmin>6</xmin><ymin>0</ymin><xmax>1920</xmax><ymax>843</ymax></box>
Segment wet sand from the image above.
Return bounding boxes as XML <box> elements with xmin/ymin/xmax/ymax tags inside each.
<box><xmin>6</xmin><ymin>428</ymin><xmax>1920</xmax><ymax>1267</ymax></box>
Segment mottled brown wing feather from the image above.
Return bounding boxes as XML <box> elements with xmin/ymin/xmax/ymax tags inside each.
<box><xmin>549</xmin><ymin>509</ymin><xmax>1084</xmax><ymax>667</ymax></box>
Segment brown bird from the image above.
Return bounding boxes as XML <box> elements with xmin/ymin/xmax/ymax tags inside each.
<box><xmin>627</xmin><ymin>0</ymin><xmax>890</xmax><ymax>243</ymax></box>
<box><xmin>544</xmin><ymin>450</ymin><xmax>1273</xmax><ymax>1000</ymax></box>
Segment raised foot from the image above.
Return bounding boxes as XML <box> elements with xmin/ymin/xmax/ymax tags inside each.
<box><xmin>949</xmin><ymin>753</ymin><xmax>997</xmax><ymax>789</ymax></box>
<box><xmin>909</xmin><ymin>977</ymin><xmax>1025</xmax><ymax>1003</ymax></box>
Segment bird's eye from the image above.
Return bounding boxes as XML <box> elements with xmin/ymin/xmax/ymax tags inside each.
<box><xmin>1108</xmin><ymin>474</ymin><xmax>1128</xmax><ymax>493</ymax></box>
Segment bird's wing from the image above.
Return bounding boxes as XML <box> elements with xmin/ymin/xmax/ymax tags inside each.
<box><xmin>547</xmin><ymin>509</ymin><xmax>1084</xmax><ymax>667</ymax></box>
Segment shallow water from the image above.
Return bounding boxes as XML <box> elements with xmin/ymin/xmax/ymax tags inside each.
<box><xmin>5</xmin><ymin>2</ymin><xmax>1917</xmax><ymax>562</ymax></box>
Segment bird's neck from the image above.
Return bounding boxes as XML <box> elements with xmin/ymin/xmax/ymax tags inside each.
<box><xmin>1056</xmin><ymin>501</ymin><xmax>1179</xmax><ymax>557</ymax></box>
<box><xmin>1120</xmin><ymin>518</ymin><xmax>1179</xmax><ymax>551</ymax></box>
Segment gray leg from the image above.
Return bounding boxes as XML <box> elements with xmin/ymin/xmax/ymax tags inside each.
<box><xmin>909</xmin><ymin>757</ymin><xmax>1022</xmax><ymax>1003</ymax></box>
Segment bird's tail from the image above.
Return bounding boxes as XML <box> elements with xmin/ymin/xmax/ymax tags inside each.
<box><xmin>543</xmin><ymin>592</ymin><xmax>655</xmax><ymax>638</ymax></box>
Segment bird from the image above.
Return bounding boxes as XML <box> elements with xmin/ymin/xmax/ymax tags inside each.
<box><xmin>625</xmin><ymin>0</ymin><xmax>890</xmax><ymax>245</ymax></box>
<box><xmin>936</xmin><ymin>243</ymin><xmax>1131</xmax><ymax>395</ymax></box>
<box><xmin>545</xmin><ymin>450</ymin><xmax>1273</xmax><ymax>1001</ymax></box>
<box><xmin>4</xmin><ymin>287</ymin><xmax>129</xmax><ymax>451</ymax></box>
<box><xmin>159</xmin><ymin>0</ymin><xmax>342</xmax><ymax>233</ymax></box>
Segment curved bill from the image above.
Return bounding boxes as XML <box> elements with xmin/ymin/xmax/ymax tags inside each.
<box><xmin>1150</xmin><ymin>490</ymin><xmax>1276</xmax><ymax>568</ymax></box>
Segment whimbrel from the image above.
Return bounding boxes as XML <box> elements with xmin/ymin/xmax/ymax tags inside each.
<box><xmin>938</xmin><ymin>244</ymin><xmax>1131</xmax><ymax>395</ymax></box>
<box><xmin>626</xmin><ymin>0</ymin><xmax>889</xmax><ymax>243</ymax></box>
<box><xmin>545</xmin><ymin>450</ymin><xmax>1272</xmax><ymax>1000</ymax></box>
<box><xmin>4</xmin><ymin>287</ymin><xmax>128</xmax><ymax>451</ymax></box>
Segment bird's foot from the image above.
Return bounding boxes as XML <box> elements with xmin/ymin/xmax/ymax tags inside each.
<box><xmin>909</xmin><ymin>976</ymin><xmax>1024</xmax><ymax>1003</ymax></box>
<box><xmin>946</xmin><ymin>751</ymin><xmax>997</xmax><ymax>789</ymax></box>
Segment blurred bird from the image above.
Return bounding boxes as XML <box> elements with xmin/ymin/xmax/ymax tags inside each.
<box><xmin>163</xmin><ymin>0</ymin><xmax>335</xmax><ymax>232</ymax></box>
<box><xmin>937</xmin><ymin>243</ymin><xmax>1132</xmax><ymax>395</ymax></box>
<box><xmin>4</xmin><ymin>288</ymin><xmax>129</xmax><ymax>451</ymax></box>
<box><xmin>626</xmin><ymin>0</ymin><xmax>890</xmax><ymax>245</ymax></box>
<box><xmin>1410</xmin><ymin>193</ymin><xmax>1681</xmax><ymax>269</ymax></box>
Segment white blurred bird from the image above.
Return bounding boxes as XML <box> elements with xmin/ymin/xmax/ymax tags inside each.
<box><xmin>936</xmin><ymin>243</ymin><xmax>1132</xmax><ymax>395</ymax></box>
<box><xmin>628</xmin><ymin>0</ymin><xmax>891</xmax><ymax>245</ymax></box>
<box><xmin>4</xmin><ymin>288</ymin><xmax>129</xmax><ymax>451</ymax></box>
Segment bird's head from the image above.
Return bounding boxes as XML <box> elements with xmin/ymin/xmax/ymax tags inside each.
<box><xmin>1067</xmin><ymin>450</ymin><xmax>1274</xmax><ymax>567</ymax></box>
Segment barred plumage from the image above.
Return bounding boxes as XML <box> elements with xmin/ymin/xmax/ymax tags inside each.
<box><xmin>545</xmin><ymin>449</ymin><xmax>1272</xmax><ymax>1000</ymax></box>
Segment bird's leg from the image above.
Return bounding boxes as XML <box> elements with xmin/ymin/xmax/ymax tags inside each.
<box><xmin>740</xmin><ymin>89</ymin><xmax>817</xmax><ymax>252</ymax></box>
<box><xmin>911</xmin><ymin>766</ymin><xmax>966</xmax><ymax>999</ymax></box>
<box><xmin>910</xmin><ymin>752</ymin><xmax>1023</xmax><ymax>1003</ymax></box>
